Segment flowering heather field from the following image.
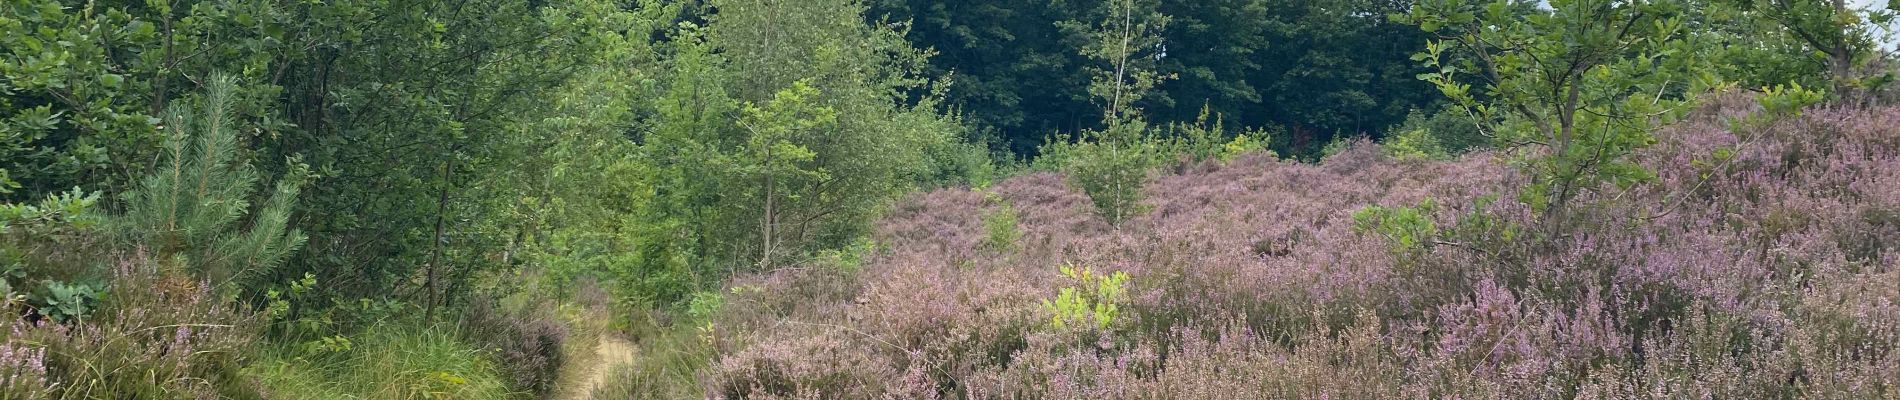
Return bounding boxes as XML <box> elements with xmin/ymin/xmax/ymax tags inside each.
<box><xmin>699</xmin><ymin>96</ymin><xmax>1900</xmax><ymax>398</ymax></box>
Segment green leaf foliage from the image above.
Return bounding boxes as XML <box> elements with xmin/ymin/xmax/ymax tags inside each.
<box><xmin>1399</xmin><ymin>0</ymin><xmax>1716</xmax><ymax>218</ymax></box>
<box><xmin>1041</xmin><ymin>263</ymin><xmax>1130</xmax><ymax>330</ymax></box>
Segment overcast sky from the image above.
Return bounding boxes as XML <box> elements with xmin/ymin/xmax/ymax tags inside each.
<box><xmin>1853</xmin><ymin>0</ymin><xmax>1900</xmax><ymax>50</ymax></box>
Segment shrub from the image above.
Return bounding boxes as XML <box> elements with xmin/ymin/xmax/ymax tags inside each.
<box><xmin>979</xmin><ymin>194</ymin><xmax>1021</xmax><ymax>251</ymax></box>
<box><xmin>115</xmin><ymin>74</ymin><xmax>308</xmax><ymax>292</ymax></box>
<box><xmin>1</xmin><ymin>188</ymin><xmax>105</xmax><ymax>297</ymax></box>
<box><xmin>1041</xmin><ymin>264</ymin><xmax>1128</xmax><ymax>330</ymax></box>
<box><xmin>1057</xmin><ymin>122</ymin><xmax>1159</xmax><ymax>225</ymax></box>
<box><xmin>1381</xmin><ymin>125</ymin><xmax>1448</xmax><ymax>160</ymax></box>
<box><xmin>1352</xmin><ymin>199</ymin><xmax>1439</xmax><ymax>251</ymax></box>
<box><xmin>248</xmin><ymin>322</ymin><xmax>513</xmax><ymax>400</ymax></box>
<box><xmin>690</xmin><ymin>95</ymin><xmax>1900</xmax><ymax>398</ymax></box>
<box><xmin>29</xmin><ymin>280</ymin><xmax>100</xmax><ymax>323</ymax></box>
<box><xmin>1316</xmin><ymin>135</ymin><xmax>1371</xmax><ymax>162</ymax></box>
<box><xmin>463</xmin><ymin>299</ymin><xmax>569</xmax><ymax>398</ymax></box>
<box><xmin>4</xmin><ymin>253</ymin><xmax>266</xmax><ymax>399</ymax></box>
<box><xmin>1390</xmin><ymin>106</ymin><xmax>1486</xmax><ymax>156</ymax></box>
<box><xmin>1216</xmin><ymin>130</ymin><xmax>1273</xmax><ymax>163</ymax></box>
<box><xmin>0</xmin><ymin>341</ymin><xmax>52</xmax><ymax>399</ymax></box>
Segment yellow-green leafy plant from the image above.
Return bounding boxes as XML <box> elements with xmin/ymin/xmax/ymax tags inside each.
<box><xmin>1352</xmin><ymin>199</ymin><xmax>1440</xmax><ymax>252</ymax></box>
<box><xmin>1041</xmin><ymin>264</ymin><xmax>1130</xmax><ymax>330</ymax></box>
<box><xmin>1759</xmin><ymin>82</ymin><xmax>1825</xmax><ymax>117</ymax></box>
<box><xmin>1382</xmin><ymin>126</ymin><xmax>1449</xmax><ymax>161</ymax></box>
<box><xmin>1219</xmin><ymin>130</ymin><xmax>1273</xmax><ymax>162</ymax></box>
<box><xmin>981</xmin><ymin>192</ymin><xmax>1022</xmax><ymax>251</ymax></box>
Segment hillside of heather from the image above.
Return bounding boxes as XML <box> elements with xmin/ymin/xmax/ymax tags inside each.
<box><xmin>685</xmin><ymin>96</ymin><xmax>1900</xmax><ymax>399</ymax></box>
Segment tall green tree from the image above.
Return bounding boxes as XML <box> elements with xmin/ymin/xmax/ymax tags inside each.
<box><xmin>0</xmin><ymin>0</ymin><xmax>297</xmax><ymax>201</ymax></box>
<box><xmin>1063</xmin><ymin>0</ymin><xmax>1172</xmax><ymax>124</ymax></box>
<box><xmin>1400</xmin><ymin>0</ymin><xmax>1717</xmax><ymax>217</ymax></box>
<box><xmin>737</xmin><ymin>82</ymin><xmax>834</xmax><ymax>270</ymax></box>
<box><xmin>871</xmin><ymin>0</ymin><xmax>1447</xmax><ymax>157</ymax></box>
<box><xmin>247</xmin><ymin>0</ymin><xmax>635</xmax><ymax>310</ymax></box>
<box><xmin>1714</xmin><ymin>0</ymin><xmax>1895</xmax><ymax>100</ymax></box>
<box><xmin>1682</xmin><ymin>0</ymin><xmax>1830</xmax><ymax>90</ymax></box>
<box><xmin>704</xmin><ymin>0</ymin><xmax>964</xmax><ymax>269</ymax></box>
<box><xmin>536</xmin><ymin>0</ymin><xmax>975</xmax><ymax>305</ymax></box>
<box><xmin>1051</xmin><ymin>0</ymin><xmax>1170</xmax><ymax>226</ymax></box>
<box><xmin>866</xmin><ymin>0</ymin><xmax>1100</xmax><ymax>155</ymax></box>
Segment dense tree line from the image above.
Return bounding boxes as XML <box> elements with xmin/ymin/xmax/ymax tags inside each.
<box><xmin>868</xmin><ymin>0</ymin><xmax>1445</xmax><ymax>155</ymax></box>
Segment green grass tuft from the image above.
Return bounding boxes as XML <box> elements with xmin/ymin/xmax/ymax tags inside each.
<box><xmin>247</xmin><ymin>322</ymin><xmax>515</xmax><ymax>400</ymax></box>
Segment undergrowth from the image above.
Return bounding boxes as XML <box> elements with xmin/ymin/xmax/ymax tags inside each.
<box><xmin>246</xmin><ymin>322</ymin><xmax>514</xmax><ymax>400</ymax></box>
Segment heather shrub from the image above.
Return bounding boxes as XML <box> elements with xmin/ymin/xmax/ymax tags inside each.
<box><xmin>709</xmin><ymin>326</ymin><xmax>898</xmax><ymax>399</ymax></box>
<box><xmin>3</xmin><ymin>253</ymin><xmax>266</xmax><ymax>399</ymax></box>
<box><xmin>679</xmin><ymin>94</ymin><xmax>1900</xmax><ymax>398</ymax></box>
<box><xmin>463</xmin><ymin>298</ymin><xmax>569</xmax><ymax>398</ymax></box>
<box><xmin>0</xmin><ymin>341</ymin><xmax>53</xmax><ymax>398</ymax></box>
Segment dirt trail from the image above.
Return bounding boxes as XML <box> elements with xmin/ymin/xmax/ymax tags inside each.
<box><xmin>561</xmin><ymin>335</ymin><xmax>637</xmax><ymax>400</ymax></box>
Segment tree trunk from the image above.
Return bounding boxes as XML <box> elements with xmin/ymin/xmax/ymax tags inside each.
<box><xmin>1109</xmin><ymin>0</ymin><xmax>1133</xmax><ymax>122</ymax></box>
<box><xmin>424</xmin><ymin>157</ymin><xmax>454</xmax><ymax>320</ymax></box>
<box><xmin>1826</xmin><ymin>0</ymin><xmax>1860</xmax><ymax>103</ymax></box>
<box><xmin>761</xmin><ymin>146</ymin><xmax>776</xmax><ymax>272</ymax></box>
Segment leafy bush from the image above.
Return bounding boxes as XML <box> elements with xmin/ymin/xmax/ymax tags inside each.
<box><xmin>1390</xmin><ymin>106</ymin><xmax>1486</xmax><ymax>157</ymax></box>
<box><xmin>1352</xmin><ymin>200</ymin><xmax>1439</xmax><ymax>251</ymax></box>
<box><xmin>1380</xmin><ymin>126</ymin><xmax>1447</xmax><ymax>161</ymax></box>
<box><xmin>1056</xmin><ymin>122</ymin><xmax>1160</xmax><ymax>225</ymax></box>
<box><xmin>1216</xmin><ymin>130</ymin><xmax>1273</xmax><ymax>163</ymax></box>
<box><xmin>29</xmin><ymin>280</ymin><xmax>100</xmax><ymax>323</ymax></box>
<box><xmin>1</xmin><ymin>188</ymin><xmax>104</xmax><ymax>288</ymax></box>
<box><xmin>1157</xmin><ymin>106</ymin><xmax>1272</xmax><ymax>164</ymax></box>
<box><xmin>1758</xmin><ymin>82</ymin><xmax>1827</xmax><ymax>118</ymax></box>
<box><xmin>1041</xmin><ymin>264</ymin><xmax>1128</xmax><ymax>330</ymax></box>
<box><xmin>980</xmin><ymin>193</ymin><xmax>1022</xmax><ymax>251</ymax></box>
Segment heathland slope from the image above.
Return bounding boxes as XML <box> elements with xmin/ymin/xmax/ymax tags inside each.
<box><xmin>692</xmin><ymin>95</ymin><xmax>1900</xmax><ymax>398</ymax></box>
